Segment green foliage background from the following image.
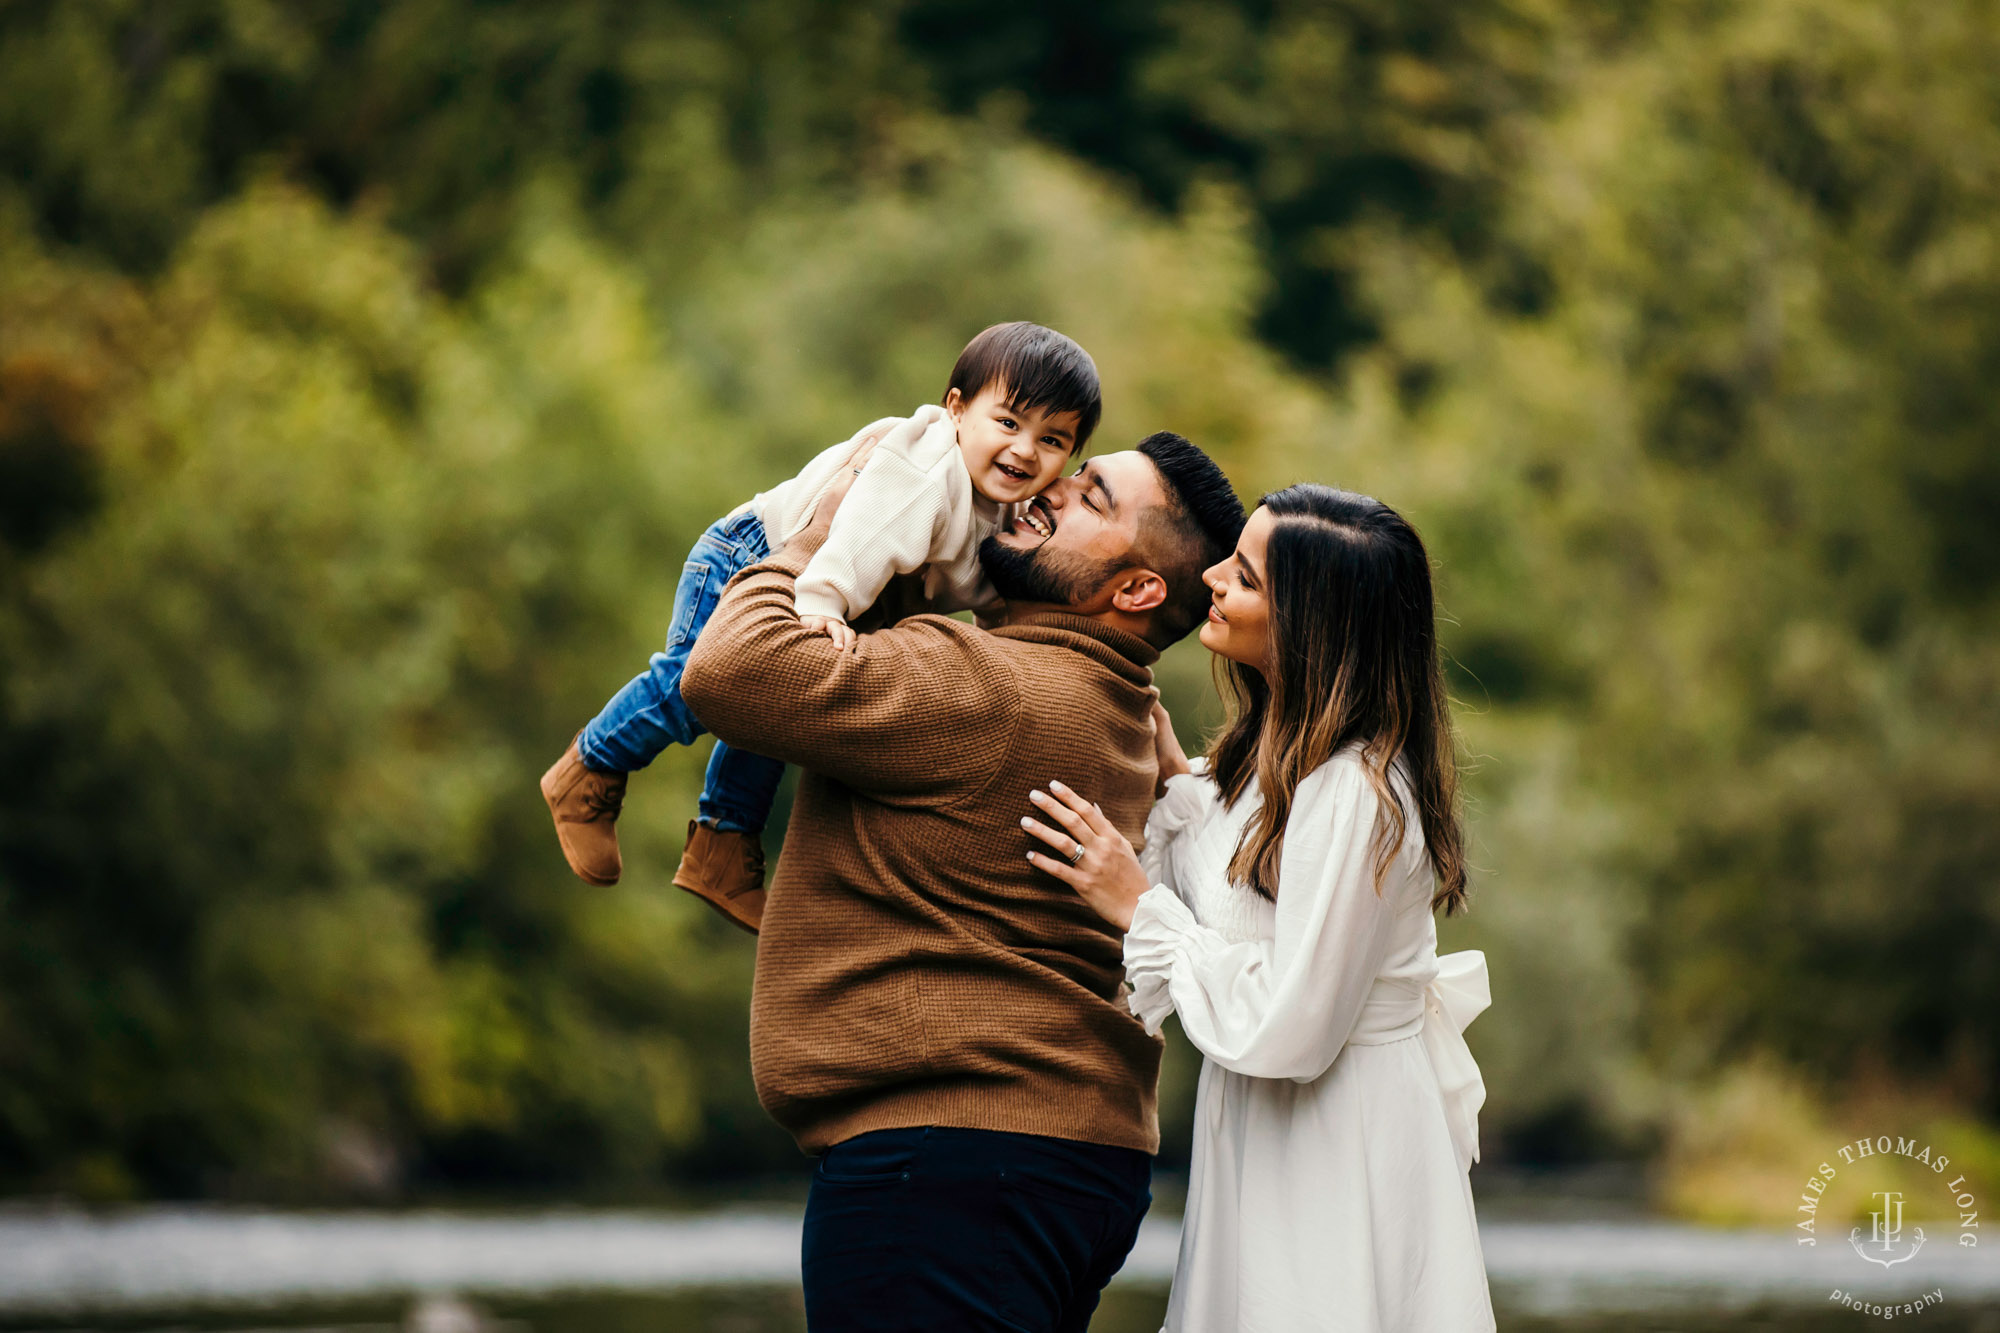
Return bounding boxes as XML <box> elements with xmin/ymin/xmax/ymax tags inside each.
<box><xmin>0</xmin><ymin>0</ymin><xmax>1994</xmax><ymax>1206</ymax></box>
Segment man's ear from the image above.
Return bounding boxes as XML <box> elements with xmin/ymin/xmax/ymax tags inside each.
<box><xmin>1108</xmin><ymin>569</ymin><xmax>1168</xmax><ymax>616</ymax></box>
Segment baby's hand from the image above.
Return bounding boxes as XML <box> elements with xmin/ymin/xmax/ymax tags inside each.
<box><xmin>801</xmin><ymin>614</ymin><xmax>859</xmax><ymax>653</ymax></box>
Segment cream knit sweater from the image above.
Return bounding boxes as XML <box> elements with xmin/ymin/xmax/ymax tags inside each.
<box><xmin>739</xmin><ymin>405</ymin><xmax>1010</xmax><ymax>623</ymax></box>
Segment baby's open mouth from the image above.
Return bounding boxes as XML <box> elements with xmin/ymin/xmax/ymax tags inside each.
<box><xmin>994</xmin><ymin>461</ymin><xmax>1033</xmax><ymax>484</ymax></box>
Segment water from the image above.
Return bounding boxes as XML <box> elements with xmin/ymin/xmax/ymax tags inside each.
<box><xmin>3</xmin><ymin>1207</ymin><xmax>1997</xmax><ymax>1332</ymax></box>
<box><xmin>6</xmin><ymin>1289</ymin><xmax>2000</xmax><ymax>1333</ymax></box>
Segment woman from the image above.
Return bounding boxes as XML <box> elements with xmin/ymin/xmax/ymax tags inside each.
<box><xmin>1022</xmin><ymin>484</ymin><xmax>1495</xmax><ymax>1332</ymax></box>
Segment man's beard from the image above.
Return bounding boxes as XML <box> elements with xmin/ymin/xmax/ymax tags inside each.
<box><xmin>978</xmin><ymin>534</ymin><xmax>1122</xmax><ymax>608</ymax></box>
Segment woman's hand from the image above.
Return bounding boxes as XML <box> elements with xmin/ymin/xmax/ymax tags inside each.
<box><xmin>1023</xmin><ymin>780</ymin><xmax>1153</xmax><ymax>932</ymax></box>
<box><xmin>1150</xmin><ymin>698</ymin><xmax>1192</xmax><ymax>797</ymax></box>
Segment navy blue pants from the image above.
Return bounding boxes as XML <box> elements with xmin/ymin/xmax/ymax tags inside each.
<box><xmin>801</xmin><ymin>1126</ymin><xmax>1153</xmax><ymax>1332</ymax></box>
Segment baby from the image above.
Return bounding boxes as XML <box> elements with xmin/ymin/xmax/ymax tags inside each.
<box><xmin>540</xmin><ymin>321</ymin><xmax>1101</xmax><ymax>927</ymax></box>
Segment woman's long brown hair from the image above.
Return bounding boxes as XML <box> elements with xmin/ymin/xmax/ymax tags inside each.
<box><xmin>1207</xmin><ymin>485</ymin><xmax>1468</xmax><ymax>914</ymax></box>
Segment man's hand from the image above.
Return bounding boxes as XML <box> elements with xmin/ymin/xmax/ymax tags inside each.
<box><xmin>801</xmin><ymin>614</ymin><xmax>860</xmax><ymax>653</ymax></box>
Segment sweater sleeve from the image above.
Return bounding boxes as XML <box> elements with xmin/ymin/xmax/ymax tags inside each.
<box><xmin>680</xmin><ymin>538</ymin><xmax>1013</xmax><ymax>796</ymax></box>
<box><xmin>793</xmin><ymin>426</ymin><xmax>956</xmax><ymax>622</ymax></box>
<box><xmin>1121</xmin><ymin>758</ymin><xmax>1402</xmax><ymax>1079</ymax></box>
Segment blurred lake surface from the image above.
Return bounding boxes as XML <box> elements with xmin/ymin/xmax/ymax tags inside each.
<box><xmin>4</xmin><ymin>1206</ymin><xmax>1998</xmax><ymax>1333</ymax></box>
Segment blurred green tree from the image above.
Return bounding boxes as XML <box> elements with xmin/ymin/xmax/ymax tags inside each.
<box><xmin>0</xmin><ymin>0</ymin><xmax>1995</xmax><ymax>1203</ymax></box>
<box><xmin>0</xmin><ymin>184</ymin><xmax>744</xmax><ymax>1195</ymax></box>
<box><xmin>0</xmin><ymin>131</ymin><xmax>1333</xmax><ymax>1195</ymax></box>
<box><xmin>898</xmin><ymin>0</ymin><xmax>1563</xmax><ymax>365</ymax></box>
<box><xmin>1318</xmin><ymin>0</ymin><xmax>2000</xmax><ymax>1147</ymax></box>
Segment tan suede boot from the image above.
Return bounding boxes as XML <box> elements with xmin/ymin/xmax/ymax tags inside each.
<box><xmin>672</xmin><ymin>820</ymin><xmax>766</xmax><ymax>934</ymax></box>
<box><xmin>540</xmin><ymin>737</ymin><xmax>627</xmax><ymax>886</ymax></box>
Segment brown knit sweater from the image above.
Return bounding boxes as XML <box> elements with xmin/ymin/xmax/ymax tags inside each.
<box><xmin>679</xmin><ymin>538</ymin><xmax>1164</xmax><ymax>1156</ymax></box>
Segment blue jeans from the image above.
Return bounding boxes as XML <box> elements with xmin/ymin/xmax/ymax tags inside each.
<box><xmin>801</xmin><ymin>1126</ymin><xmax>1152</xmax><ymax>1332</ymax></box>
<box><xmin>578</xmin><ymin>509</ymin><xmax>786</xmax><ymax>834</ymax></box>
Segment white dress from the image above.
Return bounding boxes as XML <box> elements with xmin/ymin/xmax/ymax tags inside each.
<box><xmin>1125</xmin><ymin>751</ymin><xmax>1496</xmax><ymax>1333</ymax></box>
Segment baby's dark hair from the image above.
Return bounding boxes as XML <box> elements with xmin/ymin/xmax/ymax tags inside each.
<box><xmin>946</xmin><ymin>322</ymin><xmax>1102</xmax><ymax>454</ymax></box>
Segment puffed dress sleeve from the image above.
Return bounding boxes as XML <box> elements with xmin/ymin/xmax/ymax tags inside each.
<box><xmin>1137</xmin><ymin>759</ymin><xmax>1215</xmax><ymax>888</ymax></box>
<box><xmin>1123</xmin><ymin>762</ymin><xmax>1216</xmax><ymax>1032</ymax></box>
<box><xmin>1121</xmin><ymin>757</ymin><xmax>1401</xmax><ymax>1079</ymax></box>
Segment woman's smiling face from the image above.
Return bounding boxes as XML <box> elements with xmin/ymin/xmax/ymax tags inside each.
<box><xmin>1199</xmin><ymin>504</ymin><xmax>1275</xmax><ymax>673</ymax></box>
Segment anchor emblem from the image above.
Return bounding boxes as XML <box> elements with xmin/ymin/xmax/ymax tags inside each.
<box><xmin>1849</xmin><ymin>1191</ymin><xmax>1927</xmax><ymax>1268</ymax></box>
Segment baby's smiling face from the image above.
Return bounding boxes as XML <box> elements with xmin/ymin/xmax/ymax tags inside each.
<box><xmin>947</xmin><ymin>384</ymin><xmax>1082</xmax><ymax>506</ymax></box>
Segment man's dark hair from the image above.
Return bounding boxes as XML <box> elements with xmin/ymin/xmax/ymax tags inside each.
<box><xmin>1134</xmin><ymin>431</ymin><xmax>1247</xmax><ymax>648</ymax></box>
<box><xmin>947</xmin><ymin>322</ymin><xmax>1102</xmax><ymax>454</ymax></box>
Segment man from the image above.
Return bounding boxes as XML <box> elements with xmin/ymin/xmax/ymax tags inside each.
<box><xmin>679</xmin><ymin>431</ymin><xmax>1245</xmax><ymax>1331</ymax></box>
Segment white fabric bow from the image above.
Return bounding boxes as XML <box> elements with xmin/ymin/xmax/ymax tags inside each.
<box><xmin>1419</xmin><ymin>950</ymin><xmax>1491</xmax><ymax>1173</ymax></box>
